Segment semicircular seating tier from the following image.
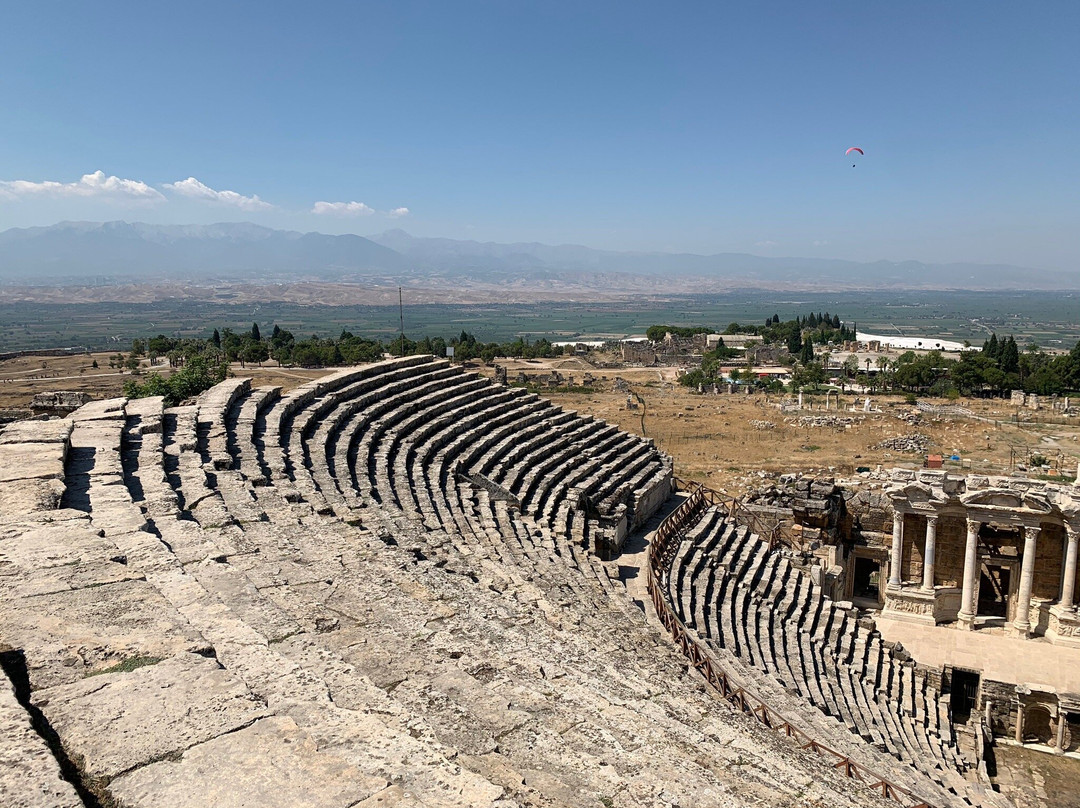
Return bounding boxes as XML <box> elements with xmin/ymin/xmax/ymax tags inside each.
<box><xmin>2</xmin><ymin>355</ymin><xmax>920</xmax><ymax>808</ymax></box>
<box><xmin>658</xmin><ymin>503</ymin><xmax>1013</xmax><ymax>808</ymax></box>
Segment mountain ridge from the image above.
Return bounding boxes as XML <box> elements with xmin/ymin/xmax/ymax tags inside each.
<box><xmin>0</xmin><ymin>220</ymin><xmax>1074</xmax><ymax>291</ymax></box>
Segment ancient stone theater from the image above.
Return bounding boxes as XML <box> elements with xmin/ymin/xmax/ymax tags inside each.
<box><xmin>2</xmin><ymin>355</ymin><xmax>1068</xmax><ymax>807</ymax></box>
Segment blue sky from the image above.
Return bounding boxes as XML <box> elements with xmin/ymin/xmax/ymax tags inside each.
<box><xmin>1</xmin><ymin>1</ymin><xmax>1078</xmax><ymax>270</ymax></box>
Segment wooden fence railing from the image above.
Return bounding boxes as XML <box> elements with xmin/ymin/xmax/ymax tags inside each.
<box><xmin>648</xmin><ymin>479</ymin><xmax>933</xmax><ymax>808</ymax></box>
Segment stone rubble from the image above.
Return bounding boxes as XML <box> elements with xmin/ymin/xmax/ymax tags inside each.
<box><xmin>788</xmin><ymin>415</ymin><xmax>858</xmax><ymax>429</ymax></box>
<box><xmin>874</xmin><ymin>433</ymin><xmax>931</xmax><ymax>453</ymax></box>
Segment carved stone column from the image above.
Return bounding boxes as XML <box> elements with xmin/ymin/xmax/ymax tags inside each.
<box><xmin>1014</xmin><ymin>525</ymin><xmax>1040</xmax><ymax>637</ymax></box>
<box><xmin>922</xmin><ymin>515</ymin><xmax>938</xmax><ymax>592</ymax></box>
<box><xmin>889</xmin><ymin>511</ymin><xmax>904</xmax><ymax>587</ymax></box>
<box><xmin>958</xmin><ymin>518</ymin><xmax>981</xmax><ymax>630</ymax></box>
<box><xmin>1062</xmin><ymin>527</ymin><xmax>1079</xmax><ymax>614</ymax></box>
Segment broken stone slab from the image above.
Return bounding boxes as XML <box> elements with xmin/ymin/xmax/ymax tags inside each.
<box><xmin>0</xmin><ymin>579</ymin><xmax>211</xmax><ymax>688</ymax></box>
<box><xmin>0</xmin><ymin>519</ymin><xmax>143</xmax><ymax>598</ymax></box>
<box><xmin>188</xmin><ymin>561</ymin><xmax>302</xmax><ymax>643</ymax></box>
<box><xmin>0</xmin><ymin>477</ymin><xmax>67</xmax><ymax>517</ymax></box>
<box><xmin>0</xmin><ymin>664</ymin><xmax>83</xmax><ymax>808</ymax></box>
<box><xmin>281</xmin><ymin>702</ymin><xmax>506</xmax><ymax>808</ymax></box>
<box><xmin>0</xmin><ymin>442</ymin><xmax>67</xmax><ymax>483</ymax></box>
<box><xmin>70</xmin><ymin>398</ymin><xmax>126</xmax><ymax>422</ymax></box>
<box><xmin>0</xmin><ymin>418</ymin><xmax>73</xmax><ymax>445</ymax></box>
<box><xmin>31</xmin><ymin>652</ymin><xmax>268</xmax><ymax>782</ymax></box>
<box><xmin>107</xmin><ymin>715</ymin><xmax>392</xmax><ymax>808</ymax></box>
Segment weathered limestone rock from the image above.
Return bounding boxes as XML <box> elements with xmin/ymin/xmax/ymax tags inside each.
<box><xmin>0</xmin><ymin>418</ymin><xmax>72</xmax><ymax>445</ymax></box>
<box><xmin>0</xmin><ymin>579</ymin><xmax>211</xmax><ymax>688</ymax></box>
<box><xmin>109</xmin><ymin>715</ymin><xmax>404</xmax><ymax>808</ymax></box>
<box><xmin>0</xmin><ymin>436</ymin><xmax>69</xmax><ymax>514</ymax></box>
<box><xmin>29</xmin><ymin>391</ymin><xmax>91</xmax><ymax>416</ymax></box>
<box><xmin>0</xmin><ymin>666</ymin><xmax>82</xmax><ymax>808</ymax></box>
<box><xmin>0</xmin><ymin>517</ymin><xmax>142</xmax><ymax>598</ymax></box>
<box><xmin>32</xmin><ymin>652</ymin><xmax>268</xmax><ymax>781</ymax></box>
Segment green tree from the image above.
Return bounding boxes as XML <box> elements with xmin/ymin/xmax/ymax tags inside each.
<box><xmin>1001</xmin><ymin>336</ymin><xmax>1019</xmax><ymax>375</ymax></box>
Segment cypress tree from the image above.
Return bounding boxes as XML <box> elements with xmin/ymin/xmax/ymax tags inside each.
<box><xmin>787</xmin><ymin>330</ymin><xmax>803</xmax><ymax>354</ymax></box>
<box><xmin>1002</xmin><ymin>336</ymin><xmax>1020</xmax><ymax>374</ymax></box>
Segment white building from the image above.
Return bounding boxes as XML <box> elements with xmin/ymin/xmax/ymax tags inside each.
<box><xmin>856</xmin><ymin>332</ymin><xmax>971</xmax><ymax>353</ymax></box>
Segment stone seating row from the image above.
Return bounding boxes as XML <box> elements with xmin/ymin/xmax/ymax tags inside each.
<box><xmin>231</xmin><ymin>358</ymin><xmax>659</xmax><ymax>622</ymax></box>
<box><xmin>125</xmin><ymin>358</ymin><xmax>657</xmax><ymax>634</ymax></box>
<box><xmin>3</xmin><ymin>396</ymin><xmax>510</xmax><ymax>808</ymax></box>
<box><xmin>664</xmin><ymin>506</ymin><xmax>1008</xmax><ymax>808</ymax></box>
<box><xmin>215</xmin><ymin>356</ymin><xmax>668</xmax><ymax>564</ymax></box>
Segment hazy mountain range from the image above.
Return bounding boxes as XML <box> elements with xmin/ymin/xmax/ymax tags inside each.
<box><xmin>0</xmin><ymin>220</ymin><xmax>1073</xmax><ymax>292</ymax></box>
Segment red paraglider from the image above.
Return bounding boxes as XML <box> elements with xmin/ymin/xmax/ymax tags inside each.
<box><xmin>846</xmin><ymin>146</ymin><xmax>864</xmax><ymax>168</ymax></box>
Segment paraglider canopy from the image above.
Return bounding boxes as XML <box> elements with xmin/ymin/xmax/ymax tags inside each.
<box><xmin>845</xmin><ymin>147</ymin><xmax>864</xmax><ymax>156</ymax></box>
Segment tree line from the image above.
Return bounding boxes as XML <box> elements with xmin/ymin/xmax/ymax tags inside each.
<box><xmin>121</xmin><ymin>324</ymin><xmax>571</xmax><ymax>405</ymax></box>
<box><xmin>672</xmin><ymin>310</ymin><xmax>1080</xmax><ymax>397</ymax></box>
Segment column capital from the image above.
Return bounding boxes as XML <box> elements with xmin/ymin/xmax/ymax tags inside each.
<box><xmin>966</xmin><ymin>518</ymin><xmax>981</xmax><ymax>534</ymax></box>
<box><xmin>1024</xmin><ymin>524</ymin><xmax>1042</xmax><ymax>539</ymax></box>
<box><xmin>925</xmin><ymin>513</ymin><xmax>939</xmax><ymax>526</ymax></box>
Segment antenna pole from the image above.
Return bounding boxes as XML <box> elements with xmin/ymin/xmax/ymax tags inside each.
<box><xmin>398</xmin><ymin>287</ymin><xmax>405</xmax><ymax>358</ymax></box>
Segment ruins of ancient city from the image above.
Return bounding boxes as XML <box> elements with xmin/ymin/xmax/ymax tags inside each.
<box><xmin>0</xmin><ymin>341</ymin><xmax>1077</xmax><ymax>808</ymax></box>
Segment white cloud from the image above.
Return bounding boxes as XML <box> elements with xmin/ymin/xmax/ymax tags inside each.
<box><xmin>813</xmin><ymin>239</ymin><xmax>830</xmax><ymax>247</ymax></box>
<box><xmin>0</xmin><ymin>170</ymin><xmax>164</xmax><ymax>201</ymax></box>
<box><xmin>164</xmin><ymin>176</ymin><xmax>273</xmax><ymax>210</ymax></box>
<box><xmin>755</xmin><ymin>240</ymin><xmax>778</xmax><ymax>248</ymax></box>
<box><xmin>311</xmin><ymin>200</ymin><xmax>375</xmax><ymax>216</ymax></box>
<box><xmin>388</xmin><ymin>207</ymin><xmax>409</xmax><ymax>218</ymax></box>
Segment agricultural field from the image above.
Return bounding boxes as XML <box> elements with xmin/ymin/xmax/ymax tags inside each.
<box><xmin>0</xmin><ymin>289</ymin><xmax>1077</xmax><ymax>353</ymax></box>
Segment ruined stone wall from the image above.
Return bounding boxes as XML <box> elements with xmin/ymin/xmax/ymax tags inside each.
<box><xmin>935</xmin><ymin>515</ymin><xmax>967</xmax><ymax>587</ymax></box>
<box><xmin>901</xmin><ymin>512</ymin><xmax>926</xmax><ymax>583</ymax></box>
<box><xmin>980</xmin><ymin>679</ymin><xmax>1016</xmax><ymax>737</ymax></box>
<box><xmin>621</xmin><ymin>343</ymin><xmax>656</xmax><ymax>365</ymax></box>
<box><xmin>1034</xmin><ymin>523</ymin><xmax>1065</xmax><ymax>602</ymax></box>
<box><xmin>847</xmin><ymin>487</ymin><xmax>892</xmax><ymax>536</ymax></box>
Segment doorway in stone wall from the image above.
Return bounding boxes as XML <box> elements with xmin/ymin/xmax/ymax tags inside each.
<box><xmin>949</xmin><ymin>668</ymin><xmax>980</xmax><ymax>724</ymax></box>
<box><xmin>852</xmin><ymin>556</ymin><xmax>882</xmax><ymax>606</ymax></box>
<box><xmin>977</xmin><ymin>563</ymin><xmax>1012</xmax><ymax>620</ymax></box>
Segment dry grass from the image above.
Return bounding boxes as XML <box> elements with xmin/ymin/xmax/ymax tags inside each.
<box><xmin>495</xmin><ymin>359</ymin><xmax>1080</xmax><ymax>495</ymax></box>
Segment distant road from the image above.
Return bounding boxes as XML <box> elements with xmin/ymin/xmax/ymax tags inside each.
<box><xmin>0</xmin><ymin>371</ymin><xmax>129</xmax><ymax>383</ymax></box>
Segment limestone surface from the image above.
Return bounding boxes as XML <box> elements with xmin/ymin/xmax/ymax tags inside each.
<box><xmin>31</xmin><ymin>652</ymin><xmax>269</xmax><ymax>780</ymax></box>
<box><xmin>0</xmin><ymin>667</ymin><xmax>82</xmax><ymax>808</ymax></box>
